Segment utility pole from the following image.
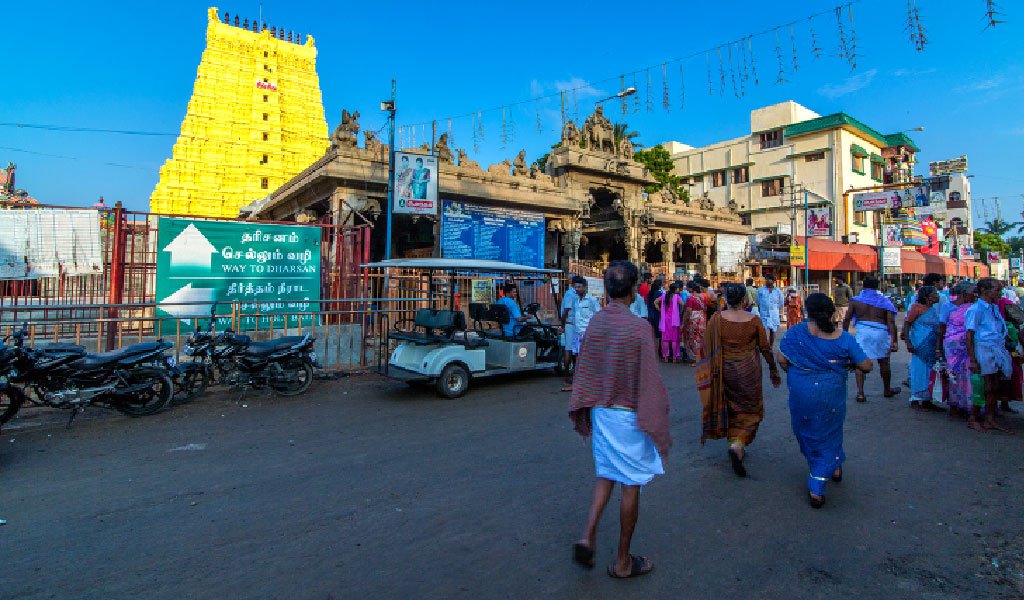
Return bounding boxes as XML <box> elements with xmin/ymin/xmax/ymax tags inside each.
<box><xmin>382</xmin><ymin>79</ymin><xmax>396</xmax><ymax>260</ymax></box>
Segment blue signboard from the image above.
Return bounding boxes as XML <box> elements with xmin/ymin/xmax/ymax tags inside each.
<box><xmin>440</xmin><ymin>200</ymin><xmax>545</xmax><ymax>268</ymax></box>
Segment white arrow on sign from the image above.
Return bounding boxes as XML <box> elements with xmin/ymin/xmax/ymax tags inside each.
<box><xmin>163</xmin><ymin>223</ymin><xmax>217</xmax><ymax>270</ymax></box>
<box><xmin>158</xmin><ymin>283</ymin><xmax>215</xmax><ymax>319</ymax></box>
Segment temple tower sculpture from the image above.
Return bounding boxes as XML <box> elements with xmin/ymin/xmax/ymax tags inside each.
<box><xmin>149</xmin><ymin>8</ymin><xmax>328</xmax><ymax>217</ymax></box>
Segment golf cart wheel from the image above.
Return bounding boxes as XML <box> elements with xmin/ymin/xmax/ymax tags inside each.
<box><xmin>436</xmin><ymin>363</ymin><xmax>470</xmax><ymax>398</ymax></box>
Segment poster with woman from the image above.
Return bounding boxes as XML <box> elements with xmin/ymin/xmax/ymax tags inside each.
<box><xmin>393</xmin><ymin>152</ymin><xmax>438</xmax><ymax>215</ymax></box>
<box><xmin>806</xmin><ymin>207</ymin><xmax>832</xmax><ymax>237</ymax></box>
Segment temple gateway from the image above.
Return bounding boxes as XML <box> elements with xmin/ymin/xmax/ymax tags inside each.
<box><xmin>245</xmin><ymin>107</ymin><xmax>750</xmax><ymax>276</ymax></box>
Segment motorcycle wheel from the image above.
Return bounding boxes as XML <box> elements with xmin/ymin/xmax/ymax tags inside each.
<box><xmin>270</xmin><ymin>360</ymin><xmax>314</xmax><ymax>397</ymax></box>
<box><xmin>174</xmin><ymin>367</ymin><xmax>210</xmax><ymax>405</ymax></box>
<box><xmin>0</xmin><ymin>386</ymin><xmax>26</xmax><ymax>425</ymax></box>
<box><xmin>115</xmin><ymin>369</ymin><xmax>174</xmax><ymax>417</ymax></box>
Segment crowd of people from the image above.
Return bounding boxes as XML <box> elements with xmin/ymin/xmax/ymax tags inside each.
<box><xmin>564</xmin><ymin>260</ymin><xmax>1021</xmax><ymax>579</ymax></box>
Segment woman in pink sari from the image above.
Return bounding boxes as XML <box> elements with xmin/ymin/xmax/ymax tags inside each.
<box><xmin>942</xmin><ymin>283</ymin><xmax>976</xmax><ymax>418</ymax></box>
<box><xmin>655</xmin><ymin>283</ymin><xmax>683</xmax><ymax>362</ymax></box>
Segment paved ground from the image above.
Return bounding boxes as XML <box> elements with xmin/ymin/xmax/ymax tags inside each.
<box><xmin>1</xmin><ymin>350</ymin><xmax>1023</xmax><ymax>599</ymax></box>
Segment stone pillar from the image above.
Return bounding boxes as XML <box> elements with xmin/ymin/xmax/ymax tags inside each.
<box><xmin>696</xmin><ymin>235</ymin><xmax>714</xmax><ymax>277</ymax></box>
<box><xmin>661</xmin><ymin>230</ymin><xmax>678</xmax><ymax>277</ymax></box>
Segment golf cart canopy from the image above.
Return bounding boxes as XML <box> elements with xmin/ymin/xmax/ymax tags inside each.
<box><xmin>362</xmin><ymin>258</ymin><xmax>561</xmax><ymax>275</ymax></box>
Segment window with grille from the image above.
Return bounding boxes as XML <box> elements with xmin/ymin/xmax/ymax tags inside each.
<box><xmin>711</xmin><ymin>171</ymin><xmax>727</xmax><ymax>187</ymax></box>
<box><xmin>759</xmin><ymin>129</ymin><xmax>783</xmax><ymax>150</ymax></box>
<box><xmin>760</xmin><ymin>177</ymin><xmax>784</xmax><ymax>197</ymax></box>
<box><xmin>732</xmin><ymin>166</ymin><xmax>749</xmax><ymax>183</ymax></box>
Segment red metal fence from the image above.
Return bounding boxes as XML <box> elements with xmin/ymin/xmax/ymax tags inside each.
<box><xmin>0</xmin><ymin>202</ymin><xmax>370</xmax><ymax>348</ymax></box>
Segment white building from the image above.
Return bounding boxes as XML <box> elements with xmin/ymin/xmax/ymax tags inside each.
<box><xmin>662</xmin><ymin>101</ymin><xmax>920</xmax><ymax>247</ymax></box>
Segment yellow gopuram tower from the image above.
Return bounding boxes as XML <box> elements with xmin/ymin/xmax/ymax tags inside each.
<box><xmin>149</xmin><ymin>7</ymin><xmax>328</xmax><ymax>218</ymax></box>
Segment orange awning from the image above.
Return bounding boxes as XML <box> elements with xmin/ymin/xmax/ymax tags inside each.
<box><xmin>960</xmin><ymin>260</ymin><xmax>989</xmax><ymax>278</ymax></box>
<box><xmin>806</xmin><ymin>238</ymin><xmax>877</xmax><ymax>272</ymax></box>
<box><xmin>900</xmin><ymin>250</ymin><xmax>927</xmax><ymax>274</ymax></box>
<box><xmin>923</xmin><ymin>254</ymin><xmax>956</xmax><ymax>276</ymax></box>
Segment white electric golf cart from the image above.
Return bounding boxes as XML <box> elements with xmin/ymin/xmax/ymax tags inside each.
<box><xmin>364</xmin><ymin>258</ymin><xmax>565</xmax><ymax>398</ymax></box>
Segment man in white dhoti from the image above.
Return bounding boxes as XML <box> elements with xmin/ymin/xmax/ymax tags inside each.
<box><xmin>843</xmin><ymin>276</ymin><xmax>901</xmax><ymax>402</ymax></box>
<box><xmin>569</xmin><ymin>261</ymin><xmax>670</xmax><ymax>579</ymax></box>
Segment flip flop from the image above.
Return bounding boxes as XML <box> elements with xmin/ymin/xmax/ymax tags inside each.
<box><xmin>573</xmin><ymin>543</ymin><xmax>595</xmax><ymax>569</ymax></box>
<box><xmin>607</xmin><ymin>555</ymin><xmax>653</xmax><ymax>579</ymax></box>
<box><xmin>884</xmin><ymin>387</ymin><xmax>902</xmax><ymax>398</ymax></box>
<box><xmin>855</xmin><ymin>394</ymin><xmax>866</xmax><ymax>403</ymax></box>
<box><xmin>560</xmin><ymin>386</ymin><xmax>573</xmax><ymax>393</ymax></box>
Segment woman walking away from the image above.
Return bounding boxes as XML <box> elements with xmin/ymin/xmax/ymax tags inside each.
<box><xmin>943</xmin><ymin>283</ymin><xmax>977</xmax><ymax>418</ymax></box>
<box><xmin>785</xmin><ymin>287</ymin><xmax>804</xmax><ymax>329</ymax></box>
<box><xmin>682</xmin><ymin>280</ymin><xmax>707</xmax><ymax>363</ymax></box>
<box><xmin>778</xmin><ymin>294</ymin><xmax>872</xmax><ymax>509</ymax></box>
<box><xmin>700</xmin><ymin>283</ymin><xmax>781</xmax><ymax>477</ymax></box>
<box><xmin>655</xmin><ymin>284</ymin><xmax>684</xmax><ymax>362</ymax></box>
<box><xmin>902</xmin><ymin>286</ymin><xmax>942</xmax><ymax>411</ymax></box>
<box><xmin>645</xmin><ymin>279</ymin><xmax>664</xmax><ymax>337</ymax></box>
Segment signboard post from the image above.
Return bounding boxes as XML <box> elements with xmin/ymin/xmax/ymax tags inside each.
<box><xmin>393</xmin><ymin>152</ymin><xmax>439</xmax><ymax>215</ymax></box>
<box><xmin>155</xmin><ymin>218</ymin><xmax>320</xmax><ymax>331</ymax></box>
<box><xmin>880</xmin><ymin>246</ymin><xmax>901</xmax><ymax>274</ymax></box>
<box><xmin>440</xmin><ymin>200</ymin><xmax>545</xmax><ymax>268</ymax></box>
<box><xmin>790</xmin><ymin>245</ymin><xmax>806</xmax><ymax>268</ymax></box>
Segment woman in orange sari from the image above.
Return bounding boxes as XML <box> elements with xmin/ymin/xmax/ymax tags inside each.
<box><xmin>700</xmin><ymin>283</ymin><xmax>781</xmax><ymax>477</ymax></box>
<box><xmin>785</xmin><ymin>288</ymin><xmax>803</xmax><ymax>329</ymax></box>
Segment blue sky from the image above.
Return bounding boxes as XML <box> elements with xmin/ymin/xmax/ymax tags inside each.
<box><xmin>3</xmin><ymin>0</ymin><xmax>1022</xmax><ymax>225</ymax></box>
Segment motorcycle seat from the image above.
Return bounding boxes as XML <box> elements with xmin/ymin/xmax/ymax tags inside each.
<box><xmin>69</xmin><ymin>342</ymin><xmax>165</xmax><ymax>369</ymax></box>
<box><xmin>243</xmin><ymin>336</ymin><xmax>308</xmax><ymax>356</ymax></box>
<box><xmin>224</xmin><ymin>333</ymin><xmax>251</xmax><ymax>345</ymax></box>
<box><xmin>36</xmin><ymin>343</ymin><xmax>86</xmax><ymax>355</ymax></box>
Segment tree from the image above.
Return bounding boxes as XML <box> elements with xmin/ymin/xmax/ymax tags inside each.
<box><xmin>974</xmin><ymin>231</ymin><xmax>1011</xmax><ymax>255</ymax></box>
<box><xmin>633</xmin><ymin>145</ymin><xmax>687</xmax><ymax>201</ymax></box>
<box><xmin>978</xmin><ymin>217</ymin><xmax>1022</xmax><ymax>236</ymax></box>
<box><xmin>612</xmin><ymin>123</ymin><xmax>641</xmax><ymax>151</ymax></box>
<box><xmin>1006</xmin><ymin>235</ymin><xmax>1024</xmax><ymax>256</ymax></box>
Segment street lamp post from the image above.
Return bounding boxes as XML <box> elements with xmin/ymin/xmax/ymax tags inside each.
<box><xmin>381</xmin><ymin>80</ymin><xmax>396</xmax><ymax>260</ymax></box>
<box><xmin>594</xmin><ymin>87</ymin><xmax>637</xmax><ymax>107</ymax></box>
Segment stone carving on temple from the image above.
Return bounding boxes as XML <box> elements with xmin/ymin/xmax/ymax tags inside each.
<box><xmin>619</xmin><ymin>137</ymin><xmax>635</xmax><ymax>160</ymax></box>
<box><xmin>582</xmin><ymin>106</ymin><xmax>615</xmax><ymax>154</ymax></box>
<box><xmin>363</xmin><ymin>131</ymin><xmax>383</xmax><ymax>155</ymax></box>
<box><xmin>698</xmin><ymin>192</ymin><xmax>715</xmax><ymax>211</ymax></box>
<box><xmin>512</xmin><ymin>150</ymin><xmax>528</xmax><ymax>176</ymax></box>
<box><xmin>433</xmin><ymin>133</ymin><xmax>454</xmax><ymax>164</ymax></box>
<box><xmin>331</xmin><ymin>110</ymin><xmax>360</xmax><ymax>148</ymax></box>
<box><xmin>561</xmin><ymin>120</ymin><xmax>581</xmax><ymax>148</ymax></box>
<box><xmin>487</xmin><ymin>160</ymin><xmax>513</xmax><ymax>177</ymax></box>
<box><xmin>727</xmin><ymin>199</ymin><xmax>739</xmax><ymax>213</ymax></box>
<box><xmin>456</xmin><ymin>149</ymin><xmax>482</xmax><ymax>171</ymax></box>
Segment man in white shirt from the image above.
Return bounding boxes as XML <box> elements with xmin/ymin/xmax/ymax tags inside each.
<box><xmin>563</xmin><ymin>276</ymin><xmax>601</xmax><ymax>392</ymax></box>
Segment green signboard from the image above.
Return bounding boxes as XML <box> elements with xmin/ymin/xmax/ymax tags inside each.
<box><xmin>155</xmin><ymin>218</ymin><xmax>320</xmax><ymax>331</ymax></box>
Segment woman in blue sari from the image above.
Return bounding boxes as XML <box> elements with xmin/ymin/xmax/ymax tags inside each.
<box><xmin>778</xmin><ymin>294</ymin><xmax>872</xmax><ymax>509</ymax></box>
<box><xmin>901</xmin><ymin>286</ymin><xmax>941</xmax><ymax>410</ymax></box>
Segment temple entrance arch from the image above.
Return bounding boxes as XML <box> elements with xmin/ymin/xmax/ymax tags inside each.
<box><xmin>578</xmin><ymin>186</ymin><xmax>627</xmax><ymax>264</ymax></box>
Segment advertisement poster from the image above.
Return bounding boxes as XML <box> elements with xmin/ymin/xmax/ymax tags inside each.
<box><xmin>470</xmin><ymin>279</ymin><xmax>495</xmax><ymax>304</ymax></box>
<box><xmin>920</xmin><ymin>217</ymin><xmax>940</xmax><ymax>255</ymax></box>
<box><xmin>880</xmin><ymin>247</ymin><xmax>901</xmax><ymax>274</ymax></box>
<box><xmin>988</xmin><ymin>251</ymin><xmax>1001</xmax><ymax>264</ymax></box>
<box><xmin>902</xmin><ymin>220</ymin><xmax>927</xmax><ymax>247</ymax></box>
<box><xmin>393</xmin><ymin>152</ymin><xmax>438</xmax><ymax>215</ymax></box>
<box><xmin>882</xmin><ymin>224</ymin><xmax>904</xmax><ymax>247</ymax></box>
<box><xmin>440</xmin><ymin>200</ymin><xmax>545</xmax><ymax>268</ymax></box>
<box><xmin>806</xmin><ymin>207</ymin><xmax>832</xmax><ymax>237</ymax></box>
<box><xmin>790</xmin><ymin>245</ymin><xmax>806</xmax><ymax>267</ymax></box>
<box><xmin>852</xmin><ymin>191</ymin><xmax>899</xmax><ymax>211</ymax></box>
<box><xmin>585</xmin><ymin>276</ymin><xmax>605</xmax><ymax>301</ymax></box>
<box><xmin>715</xmin><ymin>234</ymin><xmax>748</xmax><ymax>274</ymax></box>
<box><xmin>155</xmin><ymin>218</ymin><xmax>320</xmax><ymax>330</ymax></box>
<box><xmin>1010</xmin><ymin>258</ymin><xmax>1022</xmax><ymax>270</ymax></box>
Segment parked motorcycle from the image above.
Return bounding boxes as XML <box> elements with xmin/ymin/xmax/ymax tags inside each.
<box><xmin>180</xmin><ymin>315</ymin><xmax>319</xmax><ymax>398</ymax></box>
<box><xmin>0</xmin><ymin>328</ymin><xmax>175</xmax><ymax>427</ymax></box>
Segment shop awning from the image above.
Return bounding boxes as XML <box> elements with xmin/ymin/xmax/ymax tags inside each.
<box><xmin>900</xmin><ymin>249</ymin><xmax>927</xmax><ymax>274</ymax></box>
<box><xmin>923</xmin><ymin>254</ymin><xmax>955</xmax><ymax>276</ymax></box>
<box><xmin>806</xmin><ymin>238</ymin><xmax>878</xmax><ymax>272</ymax></box>
<box><xmin>960</xmin><ymin>260</ymin><xmax>990</xmax><ymax>278</ymax></box>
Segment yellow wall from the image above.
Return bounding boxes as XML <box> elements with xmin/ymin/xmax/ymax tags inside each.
<box><xmin>149</xmin><ymin>8</ymin><xmax>328</xmax><ymax>218</ymax></box>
